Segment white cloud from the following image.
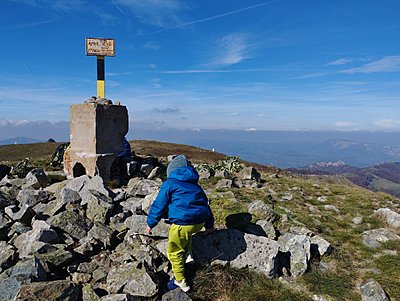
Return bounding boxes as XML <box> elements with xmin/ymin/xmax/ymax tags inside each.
<box><xmin>143</xmin><ymin>41</ymin><xmax>160</xmax><ymax>50</ymax></box>
<box><xmin>245</xmin><ymin>128</ymin><xmax>257</xmax><ymax>132</ymax></box>
<box><xmin>373</xmin><ymin>119</ymin><xmax>400</xmax><ymax>129</ymax></box>
<box><xmin>340</xmin><ymin>56</ymin><xmax>400</xmax><ymax>74</ymax></box>
<box><xmin>335</xmin><ymin>121</ymin><xmax>354</xmax><ymax>127</ymax></box>
<box><xmin>209</xmin><ymin>33</ymin><xmax>255</xmax><ymax>67</ymax></box>
<box><xmin>326</xmin><ymin>58</ymin><xmax>352</xmax><ymax>66</ymax></box>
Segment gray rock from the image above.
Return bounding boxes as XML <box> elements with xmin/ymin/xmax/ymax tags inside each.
<box><xmin>120</xmin><ymin>197</ymin><xmax>143</xmax><ymax>214</ymax></box>
<box><xmin>225</xmin><ymin>212</ymin><xmax>252</xmax><ymax>231</ymax></box>
<box><xmin>0</xmin><ymin>241</ymin><xmax>16</xmax><ymax>273</ymax></box>
<box><xmin>110</xmin><ymin>213</ymin><xmax>128</xmax><ymax>232</ymax></box>
<box><xmin>16</xmin><ymin>189</ymin><xmax>51</xmax><ymax>207</ymax></box>
<box><xmin>0</xmin><ymin>257</ymin><xmax>47</xmax><ymax>301</ymax></box>
<box><xmin>317</xmin><ymin>196</ymin><xmax>328</xmax><ymax>202</ymax></box>
<box><xmin>23</xmin><ymin>168</ymin><xmax>49</xmax><ymax>189</ymax></box>
<box><xmin>374</xmin><ymin>208</ymin><xmax>400</xmax><ymax>228</ymax></box>
<box><xmin>310</xmin><ymin>235</ymin><xmax>332</xmax><ymax>257</ymax></box>
<box><xmin>106</xmin><ymin>262</ymin><xmax>158</xmax><ymax>297</ymax></box>
<box><xmin>100</xmin><ymin>294</ymin><xmax>131</xmax><ymax>301</ymax></box>
<box><xmin>142</xmin><ymin>192</ymin><xmax>158</xmax><ymax>214</ymax></box>
<box><xmin>148</xmin><ymin>166</ymin><xmax>162</xmax><ymax>180</ymax></box>
<box><xmin>0</xmin><ymin>165</ymin><xmax>10</xmax><ymax>181</ymax></box>
<box><xmin>248</xmin><ymin>200</ymin><xmax>279</xmax><ymax>222</ymax></box>
<box><xmin>125</xmin><ymin>214</ymin><xmax>170</xmax><ymax>237</ymax></box>
<box><xmin>82</xmin><ymin>284</ymin><xmax>100</xmax><ymax>301</ymax></box>
<box><xmin>323</xmin><ymin>205</ymin><xmax>340</xmax><ymax>213</ymax></box>
<box><xmin>36</xmin><ymin>245</ymin><xmax>74</xmax><ymax>272</ymax></box>
<box><xmin>50</xmin><ymin>210</ymin><xmax>92</xmax><ymax>240</ymax></box>
<box><xmin>87</xmin><ymin>224</ymin><xmax>114</xmax><ymax>248</ymax></box>
<box><xmin>232</xmin><ymin>177</ymin><xmax>244</xmax><ymax>188</ymax></box>
<box><xmin>215</xmin><ymin>169</ymin><xmax>231</xmax><ymax>179</ymax></box>
<box><xmin>66</xmin><ymin>175</ymin><xmax>111</xmax><ymax>204</ymax></box>
<box><xmin>162</xmin><ymin>289</ymin><xmax>192</xmax><ymax>301</ymax></box>
<box><xmin>192</xmin><ymin>229</ymin><xmax>280</xmax><ymax>277</ymax></box>
<box><xmin>352</xmin><ymin>216</ymin><xmax>363</xmax><ymax>225</ymax></box>
<box><xmin>5</xmin><ymin>204</ymin><xmax>36</xmax><ymax>225</ymax></box>
<box><xmin>255</xmin><ymin>220</ymin><xmax>276</xmax><ymax>239</ymax></box>
<box><xmin>14</xmin><ymin>220</ymin><xmax>59</xmax><ymax>258</ymax></box>
<box><xmin>362</xmin><ymin>228</ymin><xmax>400</xmax><ymax>248</ymax></box>
<box><xmin>281</xmin><ymin>193</ymin><xmax>293</xmax><ymax>201</ymax></box>
<box><xmin>360</xmin><ymin>279</ymin><xmax>389</xmax><ymax>301</ymax></box>
<box><xmin>127</xmin><ymin>178</ymin><xmax>161</xmax><ymax>197</ymax></box>
<box><xmin>141</xmin><ymin>164</ymin><xmax>154</xmax><ymax>177</ymax></box>
<box><xmin>198</xmin><ymin>170</ymin><xmax>211</xmax><ymax>180</ymax></box>
<box><xmin>85</xmin><ymin>190</ymin><xmax>114</xmax><ymax>225</ymax></box>
<box><xmin>278</xmin><ymin>233</ymin><xmax>311</xmax><ymax>277</ymax></box>
<box><xmin>15</xmin><ymin>280</ymin><xmax>80</xmax><ymax>301</ymax></box>
<box><xmin>238</xmin><ymin>167</ymin><xmax>261</xmax><ymax>182</ymax></box>
<box><xmin>215</xmin><ymin>179</ymin><xmax>233</xmax><ymax>189</ymax></box>
<box><xmin>0</xmin><ymin>212</ymin><xmax>12</xmax><ymax>240</ymax></box>
<box><xmin>8</xmin><ymin>222</ymin><xmax>31</xmax><ymax>237</ymax></box>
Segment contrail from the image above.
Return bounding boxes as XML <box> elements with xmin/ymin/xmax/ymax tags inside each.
<box><xmin>143</xmin><ymin>0</ymin><xmax>283</xmax><ymax>35</ymax></box>
<box><xmin>111</xmin><ymin>0</ymin><xmax>127</xmax><ymax>16</ymax></box>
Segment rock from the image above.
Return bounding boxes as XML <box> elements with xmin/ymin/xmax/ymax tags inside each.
<box><xmin>14</xmin><ymin>220</ymin><xmax>59</xmax><ymax>258</ymax></box>
<box><xmin>0</xmin><ymin>213</ymin><xmax>12</xmax><ymax>240</ymax></box>
<box><xmin>359</xmin><ymin>279</ymin><xmax>389</xmax><ymax>301</ymax></box>
<box><xmin>106</xmin><ymin>262</ymin><xmax>158</xmax><ymax>297</ymax></box>
<box><xmin>85</xmin><ymin>190</ymin><xmax>114</xmax><ymax>225</ymax></box>
<box><xmin>323</xmin><ymin>205</ymin><xmax>340</xmax><ymax>213</ymax></box>
<box><xmin>192</xmin><ymin>229</ymin><xmax>280</xmax><ymax>278</ymax></box>
<box><xmin>310</xmin><ymin>235</ymin><xmax>332</xmax><ymax>257</ymax></box>
<box><xmin>125</xmin><ymin>215</ymin><xmax>170</xmax><ymax>238</ymax></box>
<box><xmin>66</xmin><ymin>175</ymin><xmax>111</xmax><ymax>203</ymax></box>
<box><xmin>198</xmin><ymin>170</ymin><xmax>211</xmax><ymax>180</ymax></box>
<box><xmin>255</xmin><ymin>220</ymin><xmax>276</xmax><ymax>239</ymax></box>
<box><xmin>215</xmin><ymin>179</ymin><xmax>233</xmax><ymax>189</ymax></box>
<box><xmin>140</xmin><ymin>164</ymin><xmax>154</xmax><ymax>177</ymax></box>
<box><xmin>148</xmin><ymin>166</ymin><xmax>162</xmax><ymax>180</ymax></box>
<box><xmin>352</xmin><ymin>216</ymin><xmax>363</xmax><ymax>225</ymax></box>
<box><xmin>82</xmin><ymin>285</ymin><xmax>100</xmax><ymax>301</ymax></box>
<box><xmin>120</xmin><ymin>197</ymin><xmax>142</xmax><ymax>214</ymax></box>
<box><xmin>215</xmin><ymin>169</ymin><xmax>231</xmax><ymax>179</ymax></box>
<box><xmin>50</xmin><ymin>210</ymin><xmax>92</xmax><ymax>240</ymax></box>
<box><xmin>238</xmin><ymin>167</ymin><xmax>261</xmax><ymax>182</ymax></box>
<box><xmin>317</xmin><ymin>196</ymin><xmax>328</xmax><ymax>202</ymax></box>
<box><xmin>0</xmin><ymin>241</ymin><xmax>16</xmax><ymax>273</ymax></box>
<box><xmin>72</xmin><ymin>272</ymin><xmax>92</xmax><ymax>284</ymax></box>
<box><xmin>248</xmin><ymin>200</ymin><xmax>279</xmax><ymax>222</ymax></box>
<box><xmin>278</xmin><ymin>233</ymin><xmax>311</xmax><ymax>277</ymax></box>
<box><xmin>362</xmin><ymin>228</ymin><xmax>400</xmax><ymax>248</ymax></box>
<box><xmin>142</xmin><ymin>192</ymin><xmax>158</xmax><ymax>214</ymax></box>
<box><xmin>23</xmin><ymin>168</ymin><xmax>49</xmax><ymax>189</ymax></box>
<box><xmin>0</xmin><ymin>257</ymin><xmax>47</xmax><ymax>301</ymax></box>
<box><xmin>232</xmin><ymin>177</ymin><xmax>244</xmax><ymax>188</ymax></box>
<box><xmin>44</xmin><ymin>188</ymin><xmax>82</xmax><ymax>216</ymax></box>
<box><xmin>162</xmin><ymin>289</ymin><xmax>193</xmax><ymax>301</ymax></box>
<box><xmin>281</xmin><ymin>193</ymin><xmax>293</xmax><ymax>201</ymax></box>
<box><xmin>374</xmin><ymin>208</ymin><xmax>400</xmax><ymax>228</ymax></box>
<box><xmin>5</xmin><ymin>204</ymin><xmax>36</xmax><ymax>225</ymax></box>
<box><xmin>35</xmin><ymin>245</ymin><xmax>74</xmax><ymax>272</ymax></box>
<box><xmin>16</xmin><ymin>189</ymin><xmax>51</xmax><ymax>207</ymax></box>
<box><xmin>15</xmin><ymin>280</ymin><xmax>80</xmax><ymax>301</ymax></box>
<box><xmin>110</xmin><ymin>213</ymin><xmax>128</xmax><ymax>232</ymax></box>
<box><xmin>127</xmin><ymin>178</ymin><xmax>161</xmax><ymax>197</ymax></box>
<box><xmin>87</xmin><ymin>224</ymin><xmax>114</xmax><ymax>248</ymax></box>
<box><xmin>100</xmin><ymin>294</ymin><xmax>131</xmax><ymax>301</ymax></box>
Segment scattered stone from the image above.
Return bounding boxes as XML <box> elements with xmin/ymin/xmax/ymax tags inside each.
<box><xmin>317</xmin><ymin>196</ymin><xmax>328</xmax><ymax>202</ymax></box>
<box><xmin>323</xmin><ymin>205</ymin><xmax>340</xmax><ymax>213</ymax></box>
<box><xmin>255</xmin><ymin>220</ymin><xmax>276</xmax><ymax>239</ymax></box>
<box><xmin>248</xmin><ymin>200</ymin><xmax>279</xmax><ymax>222</ymax></box>
<box><xmin>125</xmin><ymin>214</ymin><xmax>170</xmax><ymax>237</ymax></box>
<box><xmin>281</xmin><ymin>193</ymin><xmax>293</xmax><ymax>201</ymax></box>
<box><xmin>352</xmin><ymin>216</ymin><xmax>363</xmax><ymax>225</ymax></box>
<box><xmin>99</xmin><ymin>294</ymin><xmax>131</xmax><ymax>301</ymax></box>
<box><xmin>82</xmin><ymin>284</ymin><xmax>100</xmax><ymax>301</ymax></box>
<box><xmin>215</xmin><ymin>179</ymin><xmax>233</xmax><ymax>189</ymax></box>
<box><xmin>142</xmin><ymin>192</ymin><xmax>158</xmax><ymax>214</ymax></box>
<box><xmin>23</xmin><ymin>168</ymin><xmax>49</xmax><ymax>189</ymax></box>
<box><xmin>162</xmin><ymin>289</ymin><xmax>192</xmax><ymax>301</ymax></box>
<box><xmin>238</xmin><ymin>167</ymin><xmax>261</xmax><ymax>182</ymax></box>
<box><xmin>310</xmin><ymin>235</ymin><xmax>332</xmax><ymax>257</ymax></box>
<box><xmin>278</xmin><ymin>233</ymin><xmax>311</xmax><ymax>277</ymax></box>
<box><xmin>15</xmin><ymin>280</ymin><xmax>80</xmax><ymax>301</ymax></box>
<box><xmin>85</xmin><ymin>190</ymin><xmax>114</xmax><ymax>224</ymax></box>
<box><xmin>359</xmin><ymin>279</ymin><xmax>389</xmax><ymax>301</ymax></box>
<box><xmin>215</xmin><ymin>169</ymin><xmax>231</xmax><ymax>179</ymax></box>
<box><xmin>50</xmin><ymin>210</ymin><xmax>92</xmax><ymax>240</ymax></box>
<box><xmin>374</xmin><ymin>208</ymin><xmax>400</xmax><ymax>228</ymax></box>
<box><xmin>127</xmin><ymin>178</ymin><xmax>161</xmax><ymax>197</ymax></box>
<box><xmin>362</xmin><ymin>228</ymin><xmax>400</xmax><ymax>248</ymax></box>
<box><xmin>0</xmin><ymin>241</ymin><xmax>16</xmax><ymax>273</ymax></box>
<box><xmin>5</xmin><ymin>204</ymin><xmax>36</xmax><ymax>225</ymax></box>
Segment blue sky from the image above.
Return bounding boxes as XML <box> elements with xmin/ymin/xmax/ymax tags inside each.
<box><xmin>1</xmin><ymin>0</ymin><xmax>400</xmax><ymax>138</ymax></box>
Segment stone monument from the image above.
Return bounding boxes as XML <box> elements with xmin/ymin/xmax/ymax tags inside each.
<box><xmin>64</xmin><ymin>103</ymin><xmax>128</xmax><ymax>180</ymax></box>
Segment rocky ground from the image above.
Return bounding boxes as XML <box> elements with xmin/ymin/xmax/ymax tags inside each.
<box><xmin>0</xmin><ymin>149</ymin><xmax>399</xmax><ymax>301</ymax></box>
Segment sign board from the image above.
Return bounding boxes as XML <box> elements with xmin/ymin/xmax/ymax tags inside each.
<box><xmin>86</xmin><ymin>38</ymin><xmax>115</xmax><ymax>56</ymax></box>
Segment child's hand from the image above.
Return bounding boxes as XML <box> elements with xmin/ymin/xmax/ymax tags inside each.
<box><xmin>146</xmin><ymin>226</ymin><xmax>152</xmax><ymax>235</ymax></box>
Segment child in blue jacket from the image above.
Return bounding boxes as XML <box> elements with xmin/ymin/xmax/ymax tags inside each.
<box><xmin>146</xmin><ymin>155</ymin><xmax>214</xmax><ymax>292</ymax></box>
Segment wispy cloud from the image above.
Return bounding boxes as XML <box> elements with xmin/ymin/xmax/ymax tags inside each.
<box><xmin>293</xmin><ymin>72</ymin><xmax>330</xmax><ymax>79</ymax></box>
<box><xmin>373</xmin><ymin>119</ymin><xmax>400</xmax><ymax>129</ymax></box>
<box><xmin>208</xmin><ymin>33</ymin><xmax>255</xmax><ymax>67</ymax></box>
<box><xmin>6</xmin><ymin>19</ymin><xmax>55</xmax><ymax>30</ymax></box>
<box><xmin>335</xmin><ymin>121</ymin><xmax>354</xmax><ymax>127</ymax></box>
<box><xmin>163</xmin><ymin>68</ymin><xmax>269</xmax><ymax>74</ymax></box>
<box><xmin>152</xmin><ymin>107</ymin><xmax>180</xmax><ymax>113</ymax></box>
<box><xmin>326</xmin><ymin>58</ymin><xmax>352</xmax><ymax>66</ymax></box>
<box><xmin>115</xmin><ymin>0</ymin><xmax>184</xmax><ymax>28</ymax></box>
<box><xmin>143</xmin><ymin>41</ymin><xmax>160</xmax><ymax>50</ymax></box>
<box><xmin>340</xmin><ymin>56</ymin><xmax>400</xmax><ymax>74</ymax></box>
<box><xmin>10</xmin><ymin>0</ymin><xmax>85</xmax><ymax>11</ymax></box>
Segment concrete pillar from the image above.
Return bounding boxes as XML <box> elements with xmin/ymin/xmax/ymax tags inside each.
<box><xmin>64</xmin><ymin>103</ymin><xmax>128</xmax><ymax>180</ymax></box>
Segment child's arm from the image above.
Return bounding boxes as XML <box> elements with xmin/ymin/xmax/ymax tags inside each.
<box><xmin>146</xmin><ymin>182</ymin><xmax>172</xmax><ymax>230</ymax></box>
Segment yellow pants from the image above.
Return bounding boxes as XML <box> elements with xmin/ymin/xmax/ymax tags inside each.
<box><xmin>167</xmin><ymin>223</ymin><xmax>204</xmax><ymax>281</ymax></box>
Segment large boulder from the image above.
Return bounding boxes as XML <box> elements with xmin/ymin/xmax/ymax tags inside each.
<box><xmin>374</xmin><ymin>208</ymin><xmax>400</xmax><ymax>228</ymax></box>
<box><xmin>65</xmin><ymin>175</ymin><xmax>111</xmax><ymax>203</ymax></box>
<box><xmin>23</xmin><ymin>168</ymin><xmax>49</xmax><ymax>189</ymax></box>
<box><xmin>359</xmin><ymin>279</ymin><xmax>389</xmax><ymax>301</ymax></box>
<box><xmin>50</xmin><ymin>210</ymin><xmax>92</xmax><ymax>240</ymax></box>
<box><xmin>248</xmin><ymin>200</ymin><xmax>279</xmax><ymax>222</ymax></box>
<box><xmin>192</xmin><ymin>229</ymin><xmax>280</xmax><ymax>277</ymax></box>
<box><xmin>15</xmin><ymin>280</ymin><xmax>80</xmax><ymax>301</ymax></box>
<box><xmin>127</xmin><ymin>178</ymin><xmax>161</xmax><ymax>197</ymax></box>
<box><xmin>84</xmin><ymin>190</ymin><xmax>114</xmax><ymax>225</ymax></box>
<box><xmin>0</xmin><ymin>241</ymin><xmax>16</xmax><ymax>273</ymax></box>
<box><xmin>124</xmin><ymin>215</ymin><xmax>170</xmax><ymax>238</ymax></box>
<box><xmin>106</xmin><ymin>262</ymin><xmax>158</xmax><ymax>298</ymax></box>
<box><xmin>238</xmin><ymin>167</ymin><xmax>261</xmax><ymax>182</ymax></box>
<box><xmin>16</xmin><ymin>189</ymin><xmax>51</xmax><ymax>207</ymax></box>
<box><xmin>362</xmin><ymin>228</ymin><xmax>400</xmax><ymax>248</ymax></box>
<box><xmin>5</xmin><ymin>204</ymin><xmax>36</xmax><ymax>225</ymax></box>
<box><xmin>278</xmin><ymin>233</ymin><xmax>311</xmax><ymax>277</ymax></box>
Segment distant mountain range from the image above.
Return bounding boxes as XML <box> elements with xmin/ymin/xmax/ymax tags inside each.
<box><xmin>0</xmin><ymin>137</ymin><xmax>41</xmax><ymax>145</ymax></box>
<box><xmin>289</xmin><ymin>161</ymin><xmax>400</xmax><ymax>197</ymax></box>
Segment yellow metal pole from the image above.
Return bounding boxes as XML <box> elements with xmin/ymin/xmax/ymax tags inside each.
<box><xmin>97</xmin><ymin>56</ymin><xmax>105</xmax><ymax>98</ymax></box>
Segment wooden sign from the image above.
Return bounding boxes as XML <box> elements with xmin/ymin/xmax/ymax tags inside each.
<box><xmin>86</xmin><ymin>38</ymin><xmax>115</xmax><ymax>57</ymax></box>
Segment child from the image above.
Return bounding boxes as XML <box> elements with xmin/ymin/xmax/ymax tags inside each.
<box><xmin>146</xmin><ymin>155</ymin><xmax>215</xmax><ymax>292</ymax></box>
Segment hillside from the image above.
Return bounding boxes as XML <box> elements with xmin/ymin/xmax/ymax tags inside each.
<box><xmin>290</xmin><ymin>161</ymin><xmax>400</xmax><ymax>197</ymax></box>
<box><xmin>0</xmin><ymin>141</ymin><xmax>399</xmax><ymax>300</ymax></box>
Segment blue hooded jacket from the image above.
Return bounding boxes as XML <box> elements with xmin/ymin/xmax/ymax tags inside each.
<box><xmin>146</xmin><ymin>165</ymin><xmax>214</xmax><ymax>230</ymax></box>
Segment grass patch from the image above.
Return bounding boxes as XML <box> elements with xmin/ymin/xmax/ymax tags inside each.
<box><xmin>191</xmin><ymin>266</ymin><xmax>313</xmax><ymax>301</ymax></box>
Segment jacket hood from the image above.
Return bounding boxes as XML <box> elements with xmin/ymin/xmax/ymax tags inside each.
<box><xmin>168</xmin><ymin>166</ymin><xmax>199</xmax><ymax>182</ymax></box>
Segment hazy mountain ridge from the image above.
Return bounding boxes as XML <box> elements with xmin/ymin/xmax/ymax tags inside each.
<box><xmin>0</xmin><ymin>137</ymin><xmax>41</xmax><ymax>146</ymax></box>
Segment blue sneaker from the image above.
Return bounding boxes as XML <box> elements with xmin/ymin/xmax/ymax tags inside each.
<box><xmin>166</xmin><ymin>278</ymin><xmax>190</xmax><ymax>292</ymax></box>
